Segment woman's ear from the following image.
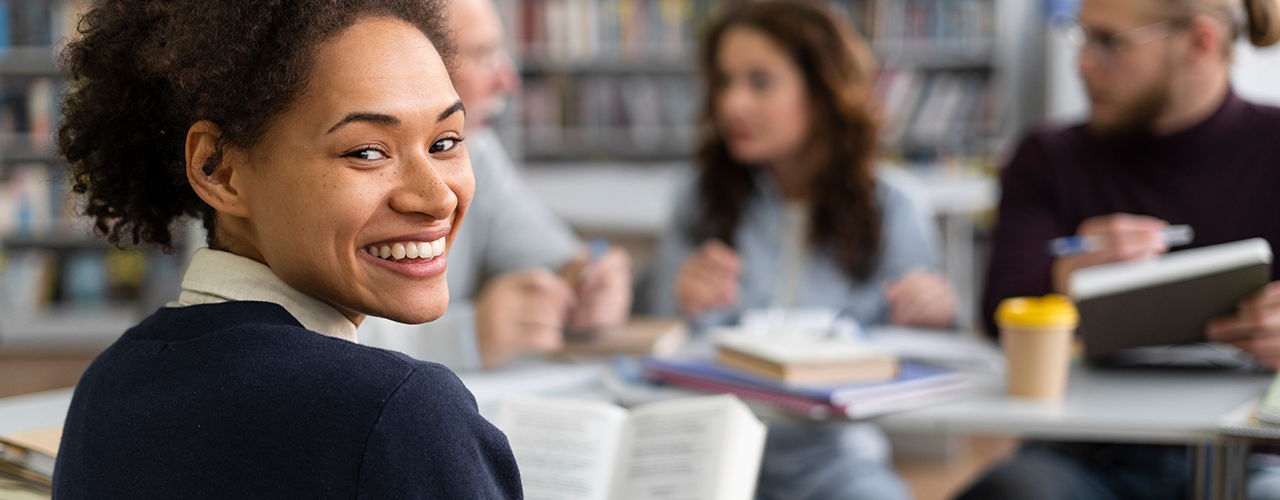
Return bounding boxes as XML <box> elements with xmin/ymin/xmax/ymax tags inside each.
<box><xmin>185</xmin><ymin>120</ymin><xmax>250</xmax><ymax>218</ymax></box>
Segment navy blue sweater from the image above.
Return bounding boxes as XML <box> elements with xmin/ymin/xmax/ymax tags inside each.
<box><xmin>52</xmin><ymin>301</ymin><xmax>523</xmax><ymax>499</ymax></box>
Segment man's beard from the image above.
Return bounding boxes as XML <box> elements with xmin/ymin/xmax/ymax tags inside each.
<box><xmin>1087</xmin><ymin>78</ymin><xmax>1172</xmax><ymax>140</ymax></box>
<box><xmin>1086</xmin><ymin>51</ymin><xmax>1175</xmax><ymax>140</ymax></box>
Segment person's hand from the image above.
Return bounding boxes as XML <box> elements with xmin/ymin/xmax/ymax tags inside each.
<box><xmin>1051</xmin><ymin>214</ymin><xmax>1170</xmax><ymax>294</ymax></box>
<box><xmin>474</xmin><ymin>268</ymin><xmax>574</xmax><ymax>370</ymax></box>
<box><xmin>674</xmin><ymin>240</ymin><xmax>740</xmax><ymax>316</ymax></box>
<box><xmin>560</xmin><ymin>247</ymin><xmax>633</xmax><ymax>331</ymax></box>
<box><xmin>885</xmin><ymin>269</ymin><xmax>957</xmax><ymax>328</ymax></box>
<box><xmin>1207</xmin><ymin>281</ymin><xmax>1280</xmax><ymax>369</ymax></box>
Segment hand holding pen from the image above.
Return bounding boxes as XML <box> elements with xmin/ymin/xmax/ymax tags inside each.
<box><xmin>1048</xmin><ymin>224</ymin><xmax>1193</xmax><ymax>256</ymax></box>
<box><xmin>563</xmin><ymin>237</ymin><xmax>632</xmax><ymax>333</ymax></box>
<box><xmin>1048</xmin><ymin>214</ymin><xmax>1192</xmax><ymax>294</ymax></box>
<box><xmin>674</xmin><ymin>239</ymin><xmax>741</xmax><ymax>317</ymax></box>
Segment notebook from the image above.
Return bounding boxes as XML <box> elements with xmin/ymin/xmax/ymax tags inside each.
<box><xmin>643</xmin><ymin>356</ymin><xmax>964</xmax><ymax>419</ymax></box>
<box><xmin>1069</xmin><ymin>238</ymin><xmax>1273</xmax><ymax>363</ymax></box>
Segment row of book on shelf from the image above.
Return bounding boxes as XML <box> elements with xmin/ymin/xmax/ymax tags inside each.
<box><xmin>876</xmin><ymin>68</ymin><xmax>1000</xmax><ymax>155</ymax></box>
<box><xmin>512</xmin><ymin>0</ymin><xmax>995</xmax><ymax>63</ymax></box>
<box><xmin>517</xmin><ymin>67</ymin><xmax>1000</xmax><ymax>158</ymax></box>
<box><xmin>868</xmin><ymin>0</ymin><xmax>995</xmax><ymax>56</ymax></box>
<box><xmin>520</xmin><ymin>74</ymin><xmax>697</xmax><ymax>157</ymax></box>
<box><xmin>2</xmin><ymin>247</ymin><xmax>149</xmax><ymax>312</ymax></box>
<box><xmin>0</xmin><ymin>164</ymin><xmax>149</xmax><ymax>312</ymax></box>
<box><xmin>0</xmin><ymin>76</ymin><xmax>60</xmax><ymax>157</ymax></box>
<box><xmin>0</xmin><ymin>0</ymin><xmax>81</xmax><ymax>50</ymax></box>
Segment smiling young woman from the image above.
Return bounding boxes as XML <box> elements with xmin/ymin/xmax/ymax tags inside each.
<box><xmin>50</xmin><ymin>1</ymin><xmax>520</xmax><ymax>498</ymax></box>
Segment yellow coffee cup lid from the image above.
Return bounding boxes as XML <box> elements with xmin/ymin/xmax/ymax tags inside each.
<box><xmin>996</xmin><ymin>294</ymin><xmax>1079</xmax><ymax>330</ymax></box>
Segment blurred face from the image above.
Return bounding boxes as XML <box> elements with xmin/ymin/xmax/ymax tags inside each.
<box><xmin>451</xmin><ymin>0</ymin><xmax>520</xmax><ymax>131</ymax></box>
<box><xmin>1077</xmin><ymin>0</ymin><xmax>1184</xmax><ymax>136</ymax></box>
<box><xmin>713</xmin><ymin>26</ymin><xmax>811</xmax><ymax>165</ymax></box>
<box><xmin>234</xmin><ymin>17</ymin><xmax>472</xmax><ymax>324</ymax></box>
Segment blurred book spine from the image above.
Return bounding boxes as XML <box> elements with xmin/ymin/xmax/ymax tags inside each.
<box><xmin>0</xmin><ymin>1</ymin><xmax>158</xmax><ymax>318</ymax></box>
<box><xmin>511</xmin><ymin>0</ymin><xmax>1002</xmax><ymax>164</ymax></box>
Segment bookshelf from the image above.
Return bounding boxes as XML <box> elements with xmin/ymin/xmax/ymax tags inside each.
<box><xmin>499</xmin><ymin>0</ymin><xmax>1044</xmax><ymax>330</ymax></box>
<box><xmin>0</xmin><ymin>0</ymin><xmax>186</xmax><ymax>352</ymax></box>
<box><xmin>501</xmin><ymin>0</ymin><xmax>1034</xmax><ymax>168</ymax></box>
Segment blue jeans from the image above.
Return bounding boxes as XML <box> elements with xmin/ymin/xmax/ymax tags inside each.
<box><xmin>954</xmin><ymin>442</ymin><xmax>1190</xmax><ymax>500</ymax></box>
<box><xmin>756</xmin><ymin>421</ymin><xmax>912</xmax><ymax>500</ymax></box>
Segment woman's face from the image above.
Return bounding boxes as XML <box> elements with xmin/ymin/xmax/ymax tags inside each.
<box><xmin>713</xmin><ymin>26</ymin><xmax>811</xmax><ymax>166</ymax></box>
<box><xmin>231</xmin><ymin>17</ymin><xmax>472</xmax><ymax>325</ymax></box>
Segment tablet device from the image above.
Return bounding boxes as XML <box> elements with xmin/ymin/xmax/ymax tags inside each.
<box><xmin>1070</xmin><ymin>238</ymin><xmax>1273</xmax><ymax>363</ymax></box>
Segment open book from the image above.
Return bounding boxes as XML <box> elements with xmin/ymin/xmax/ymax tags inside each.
<box><xmin>494</xmin><ymin>394</ymin><xmax>766</xmax><ymax>500</ymax></box>
<box><xmin>1070</xmin><ymin>238</ymin><xmax>1273</xmax><ymax>362</ymax></box>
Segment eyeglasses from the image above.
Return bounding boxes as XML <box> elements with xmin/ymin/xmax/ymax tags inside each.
<box><xmin>461</xmin><ymin>44</ymin><xmax>512</xmax><ymax>74</ymax></box>
<box><xmin>1064</xmin><ymin>18</ymin><xmax>1190</xmax><ymax>64</ymax></box>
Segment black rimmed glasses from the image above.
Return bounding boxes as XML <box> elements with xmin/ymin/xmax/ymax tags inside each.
<box><xmin>1064</xmin><ymin>18</ymin><xmax>1191</xmax><ymax>65</ymax></box>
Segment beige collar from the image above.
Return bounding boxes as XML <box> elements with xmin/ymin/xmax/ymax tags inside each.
<box><xmin>170</xmin><ymin>248</ymin><xmax>358</xmax><ymax>342</ymax></box>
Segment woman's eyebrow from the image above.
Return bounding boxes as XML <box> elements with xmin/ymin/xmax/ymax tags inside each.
<box><xmin>437</xmin><ymin>100</ymin><xmax>465</xmax><ymax>122</ymax></box>
<box><xmin>327</xmin><ymin>112</ymin><xmax>399</xmax><ymax>134</ymax></box>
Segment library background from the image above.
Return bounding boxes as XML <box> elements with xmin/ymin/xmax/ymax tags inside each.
<box><xmin>1</xmin><ymin>1</ymin><xmax>1279</xmax><ymax>351</ymax></box>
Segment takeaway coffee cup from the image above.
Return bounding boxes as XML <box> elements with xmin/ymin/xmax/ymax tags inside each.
<box><xmin>996</xmin><ymin>294</ymin><xmax>1079</xmax><ymax>400</ymax></box>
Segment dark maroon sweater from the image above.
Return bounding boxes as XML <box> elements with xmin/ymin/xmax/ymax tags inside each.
<box><xmin>983</xmin><ymin>90</ymin><xmax>1280</xmax><ymax>335</ymax></box>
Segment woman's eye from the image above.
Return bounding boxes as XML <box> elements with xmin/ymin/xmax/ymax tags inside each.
<box><xmin>749</xmin><ymin>74</ymin><xmax>773</xmax><ymax>92</ymax></box>
<box><xmin>347</xmin><ymin>148</ymin><xmax>387</xmax><ymax>161</ymax></box>
<box><xmin>431</xmin><ymin>137</ymin><xmax>461</xmax><ymax>153</ymax></box>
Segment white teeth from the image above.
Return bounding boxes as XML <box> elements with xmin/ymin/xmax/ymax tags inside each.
<box><xmin>366</xmin><ymin>237</ymin><xmax>447</xmax><ymax>262</ymax></box>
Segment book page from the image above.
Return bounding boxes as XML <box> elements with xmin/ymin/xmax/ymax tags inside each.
<box><xmin>611</xmin><ymin>395</ymin><xmax>763</xmax><ymax>500</ymax></box>
<box><xmin>496</xmin><ymin>396</ymin><xmax>629</xmax><ymax>500</ymax></box>
<box><xmin>718</xmin><ymin>399</ymin><xmax>767</xmax><ymax>500</ymax></box>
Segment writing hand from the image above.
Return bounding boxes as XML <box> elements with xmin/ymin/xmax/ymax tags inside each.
<box><xmin>674</xmin><ymin>240</ymin><xmax>741</xmax><ymax>317</ymax></box>
<box><xmin>1051</xmin><ymin>213</ymin><xmax>1170</xmax><ymax>294</ymax></box>
<box><xmin>475</xmin><ymin>268</ymin><xmax>574</xmax><ymax>370</ymax></box>
<box><xmin>885</xmin><ymin>269</ymin><xmax>957</xmax><ymax>328</ymax></box>
<box><xmin>562</xmin><ymin>246</ymin><xmax>633</xmax><ymax>332</ymax></box>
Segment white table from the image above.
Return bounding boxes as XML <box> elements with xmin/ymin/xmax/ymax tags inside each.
<box><xmin>876</xmin><ymin>365</ymin><xmax>1273</xmax><ymax>500</ymax></box>
<box><xmin>0</xmin><ymin>387</ymin><xmax>73</xmax><ymax>436</ymax></box>
<box><xmin>3</xmin><ymin>357</ymin><xmax>1265</xmax><ymax>499</ymax></box>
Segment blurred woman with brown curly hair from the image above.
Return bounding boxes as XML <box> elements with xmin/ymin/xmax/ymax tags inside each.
<box><xmin>643</xmin><ymin>0</ymin><xmax>957</xmax><ymax>498</ymax></box>
<box><xmin>51</xmin><ymin>1</ymin><xmax>521</xmax><ymax>497</ymax></box>
<box><xmin>647</xmin><ymin>0</ymin><xmax>956</xmax><ymax>330</ymax></box>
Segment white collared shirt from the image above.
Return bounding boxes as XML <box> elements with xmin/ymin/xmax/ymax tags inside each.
<box><xmin>169</xmin><ymin>248</ymin><xmax>358</xmax><ymax>342</ymax></box>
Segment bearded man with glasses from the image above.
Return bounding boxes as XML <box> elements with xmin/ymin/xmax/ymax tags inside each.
<box><xmin>970</xmin><ymin>0</ymin><xmax>1280</xmax><ymax>499</ymax></box>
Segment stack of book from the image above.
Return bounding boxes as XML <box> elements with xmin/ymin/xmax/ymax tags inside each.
<box><xmin>644</xmin><ymin>333</ymin><xmax>966</xmax><ymax>420</ymax></box>
<box><xmin>0</xmin><ymin>426</ymin><xmax>59</xmax><ymax>498</ymax></box>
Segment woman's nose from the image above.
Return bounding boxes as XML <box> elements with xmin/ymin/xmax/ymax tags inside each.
<box><xmin>388</xmin><ymin>154</ymin><xmax>463</xmax><ymax>220</ymax></box>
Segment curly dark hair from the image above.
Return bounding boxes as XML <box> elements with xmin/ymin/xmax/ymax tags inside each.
<box><xmin>57</xmin><ymin>0</ymin><xmax>454</xmax><ymax>251</ymax></box>
<box><xmin>692</xmin><ymin>0</ymin><xmax>883</xmax><ymax>279</ymax></box>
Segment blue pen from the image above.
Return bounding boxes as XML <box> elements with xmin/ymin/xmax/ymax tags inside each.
<box><xmin>586</xmin><ymin>236</ymin><xmax>609</xmax><ymax>266</ymax></box>
<box><xmin>1047</xmin><ymin>224</ymin><xmax>1194</xmax><ymax>257</ymax></box>
<box><xmin>565</xmin><ymin>237</ymin><xmax>610</xmax><ymax>341</ymax></box>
